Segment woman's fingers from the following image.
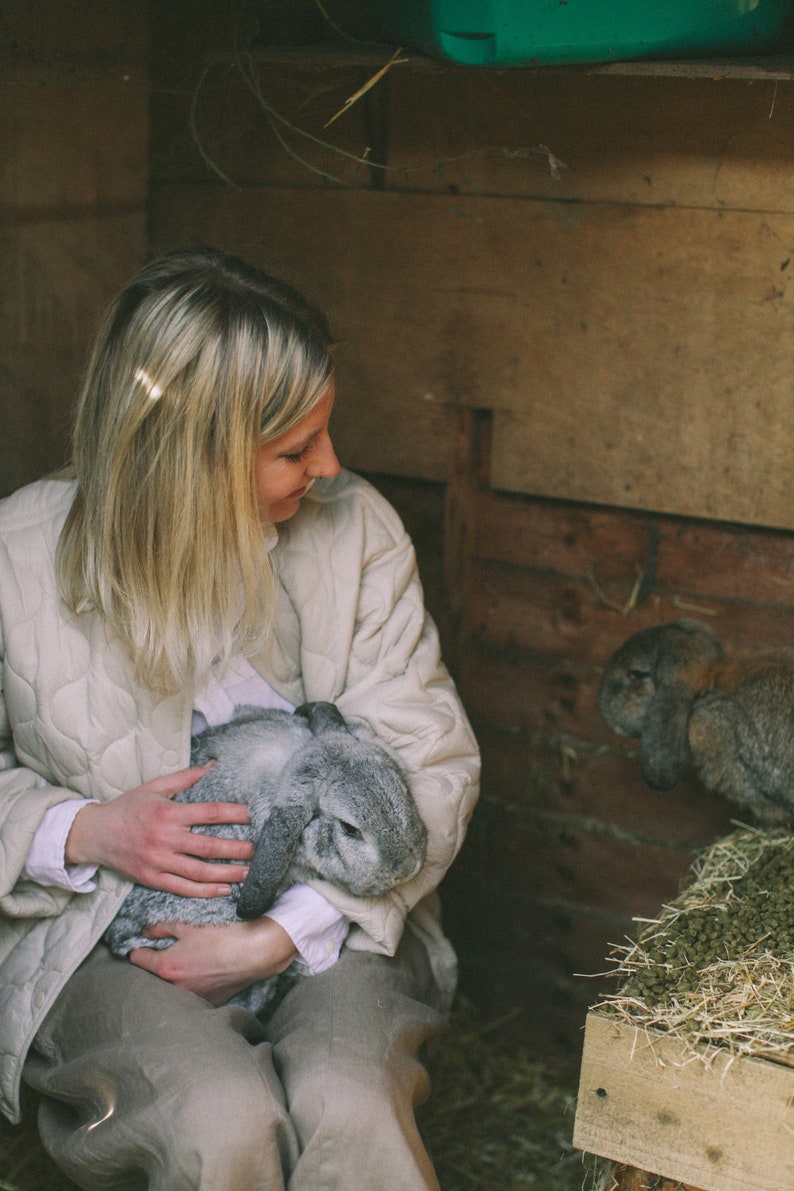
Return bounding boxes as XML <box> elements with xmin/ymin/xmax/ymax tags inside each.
<box><xmin>145</xmin><ymin>763</ymin><xmax>216</xmax><ymax>797</ymax></box>
<box><xmin>160</xmin><ymin>857</ymin><xmax>248</xmax><ymax>895</ymax></box>
<box><xmin>174</xmin><ymin>798</ymin><xmax>251</xmax><ymax>827</ymax></box>
<box><xmin>129</xmin><ymin>918</ymin><xmax>299</xmax><ymax>1004</ymax></box>
<box><xmin>65</xmin><ymin>762</ymin><xmax>254</xmax><ymax>889</ymax></box>
<box><xmin>178</xmin><ymin>829</ymin><xmax>253</xmax><ymax>862</ymax></box>
<box><xmin>138</xmin><ymin>869</ymin><xmax>244</xmax><ymax>898</ymax></box>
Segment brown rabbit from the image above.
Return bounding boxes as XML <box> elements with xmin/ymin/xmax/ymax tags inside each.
<box><xmin>598</xmin><ymin>619</ymin><xmax>794</xmax><ymax>826</ymax></box>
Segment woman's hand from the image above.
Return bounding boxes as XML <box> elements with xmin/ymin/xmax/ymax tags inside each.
<box><xmin>128</xmin><ymin>917</ymin><xmax>299</xmax><ymax>1005</ymax></box>
<box><xmin>64</xmin><ymin>766</ymin><xmax>254</xmax><ymax>897</ymax></box>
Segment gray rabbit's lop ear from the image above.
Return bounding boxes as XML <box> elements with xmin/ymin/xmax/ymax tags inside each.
<box><xmin>236</xmin><ymin>805</ymin><xmax>309</xmax><ymax>920</ymax></box>
<box><xmin>294</xmin><ymin>701</ymin><xmax>350</xmax><ymax>736</ymax></box>
<box><xmin>639</xmin><ymin>682</ymin><xmax>694</xmax><ymax>790</ymax></box>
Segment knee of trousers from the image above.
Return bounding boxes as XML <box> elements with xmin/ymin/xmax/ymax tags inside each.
<box><xmin>153</xmin><ymin>1053</ymin><xmax>294</xmax><ymax>1169</ymax></box>
<box><xmin>36</xmin><ymin>1049</ymin><xmax>297</xmax><ymax>1190</ymax></box>
<box><xmin>287</xmin><ymin>1051</ymin><xmax>432</xmax><ymax>1149</ymax></box>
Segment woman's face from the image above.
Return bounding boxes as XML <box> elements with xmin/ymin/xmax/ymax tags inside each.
<box><xmin>254</xmin><ymin>383</ymin><xmax>340</xmax><ymax>523</ymax></box>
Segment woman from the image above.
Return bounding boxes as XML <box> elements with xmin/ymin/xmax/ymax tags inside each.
<box><xmin>0</xmin><ymin>247</ymin><xmax>480</xmax><ymax>1190</ymax></box>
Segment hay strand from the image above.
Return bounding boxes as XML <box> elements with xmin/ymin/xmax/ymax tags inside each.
<box><xmin>595</xmin><ymin>826</ymin><xmax>794</xmax><ymax>1067</ymax></box>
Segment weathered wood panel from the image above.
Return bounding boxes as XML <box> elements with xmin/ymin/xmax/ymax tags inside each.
<box><xmin>488</xmin><ymin>199</ymin><xmax>794</xmax><ymax>527</ymax></box>
<box><xmin>0</xmin><ymin>214</ymin><xmax>149</xmax><ymax>496</ymax></box>
<box><xmin>0</xmin><ymin>0</ymin><xmax>149</xmax><ymax>496</ymax></box>
<box><xmin>473</xmin><ymin>489</ymin><xmax>794</xmax><ymax>606</ymax></box>
<box><xmin>456</xmin><ymin>642</ymin><xmax>604</xmax><ymax>735</ymax></box>
<box><xmin>472</xmin><ymin>700</ymin><xmax>735</xmax><ymax>843</ymax></box>
<box><xmin>438</xmin><ymin>411</ymin><xmax>794</xmax><ymax>1064</ymax></box>
<box><xmin>443</xmin><ymin>877</ymin><xmax>626</xmax><ymax>1061</ymax></box>
<box><xmin>150</xmin><ymin>183</ymin><xmax>794</xmax><ymax>527</ymax></box>
<box><xmin>463</xmin><ymin>564</ymin><xmax>794</xmax><ymax>659</ymax></box>
<box><xmin>150</xmin><ymin>29</ymin><xmax>794</xmax><ymax>215</ymax></box>
<box><xmin>385</xmin><ymin>70</ymin><xmax>794</xmax><ymax>211</ymax></box>
<box><xmin>459</xmin><ymin>795</ymin><xmax>696</xmax><ymax>921</ymax></box>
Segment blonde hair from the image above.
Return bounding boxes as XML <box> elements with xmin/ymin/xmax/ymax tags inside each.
<box><xmin>57</xmin><ymin>246</ymin><xmax>334</xmax><ymax>694</ymax></box>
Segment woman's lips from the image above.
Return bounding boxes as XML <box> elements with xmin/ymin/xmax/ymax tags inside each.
<box><xmin>288</xmin><ymin>478</ymin><xmax>315</xmax><ymax>500</ymax></box>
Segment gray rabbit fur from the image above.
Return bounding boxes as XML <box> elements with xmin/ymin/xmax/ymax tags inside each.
<box><xmin>598</xmin><ymin>618</ymin><xmax>794</xmax><ymax>826</ymax></box>
<box><xmin>104</xmin><ymin>701</ymin><xmax>427</xmax><ymax>1015</ymax></box>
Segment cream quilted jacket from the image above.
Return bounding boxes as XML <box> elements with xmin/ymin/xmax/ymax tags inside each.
<box><xmin>0</xmin><ymin>469</ymin><xmax>480</xmax><ymax>1122</ymax></box>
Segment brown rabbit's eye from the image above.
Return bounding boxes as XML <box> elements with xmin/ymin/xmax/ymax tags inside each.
<box><xmin>340</xmin><ymin>821</ymin><xmax>363</xmax><ymax>840</ymax></box>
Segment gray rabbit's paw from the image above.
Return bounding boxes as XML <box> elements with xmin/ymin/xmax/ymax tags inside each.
<box><xmin>105</xmin><ymin>929</ymin><xmax>174</xmax><ymax>956</ymax></box>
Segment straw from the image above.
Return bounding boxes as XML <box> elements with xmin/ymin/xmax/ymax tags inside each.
<box><xmin>594</xmin><ymin>826</ymin><xmax>794</xmax><ymax>1067</ymax></box>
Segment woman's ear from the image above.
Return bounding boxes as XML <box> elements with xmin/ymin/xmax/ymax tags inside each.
<box><xmin>639</xmin><ymin>683</ymin><xmax>694</xmax><ymax>790</ymax></box>
<box><xmin>235</xmin><ymin>805</ymin><xmax>308</xmax><ymax>919</ymax></box>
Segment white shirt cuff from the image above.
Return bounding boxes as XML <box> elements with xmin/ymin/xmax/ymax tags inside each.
<box><xmin>264</xmin><ymin>883</ymin><xmax>349</xmax><ymax>974</ymax></box>
<box><xmin>22</xmin><ymin>800</ymin><xmax>100</xmax><ymax>892</ymax></box>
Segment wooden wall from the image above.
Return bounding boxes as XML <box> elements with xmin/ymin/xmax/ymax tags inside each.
<box><xmin>147</xmin><ymin>6</ymin><xmax>794</xmax><ymax>528</ymax></box>
<box><xmin>0</xmin><ymin>0</ymin><xmax>149</xmax><ymax>497</ymax></box>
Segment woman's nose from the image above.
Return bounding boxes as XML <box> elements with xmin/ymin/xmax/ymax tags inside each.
<box><xmin>311</xmin><ymin>434</ymin><xmax>341</xmax><ymax>479</ymax></box>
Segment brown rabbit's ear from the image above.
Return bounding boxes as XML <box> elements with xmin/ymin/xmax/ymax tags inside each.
<box><xmin>639</xmin><ymin>683</ymin><xmax>694</xmax><ymax>790</ymax></box>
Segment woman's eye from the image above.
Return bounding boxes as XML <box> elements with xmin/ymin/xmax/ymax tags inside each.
<box><xmin>340</xmin><ymin>821</ymin><xmax>363</xmax><ymax>840</ymax></box>
<box><xmin>283</xmin><ymin>444</ymin><xmax>312</xmax><ymax>463</ymax></box>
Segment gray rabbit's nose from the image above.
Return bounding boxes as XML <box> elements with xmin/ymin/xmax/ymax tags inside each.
<box><xmin>396</xmin><ymin>846</ymin><xmax>424</xmax><ymax>882</ymax></box>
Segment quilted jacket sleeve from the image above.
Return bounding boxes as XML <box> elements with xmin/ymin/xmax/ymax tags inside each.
<box><xmin>283</xmin><ymin>475</ymin><xmax>481</xmax><ymax>957</ymax></box>
<box><xmin>0</xmin><ymin>646</ymin><xmax>81</xmax><ymax>917</ymax></box>
<box><xmin>0</xmin><ymin>479</ymin><xmax>116</xmax><ymax>919</ymax></box>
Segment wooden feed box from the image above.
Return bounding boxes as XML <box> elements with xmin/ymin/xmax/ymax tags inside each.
<box><xmin>573</xmin><ymin>1009</ymin><xmax>794</xmax><ymax>1191</ymax></box>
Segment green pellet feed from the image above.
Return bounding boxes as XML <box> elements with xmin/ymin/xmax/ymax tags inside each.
<box><xmin>596</xmin><ymin>826</ymin><xmax>794</xmax><ymax>1065</ymax></box>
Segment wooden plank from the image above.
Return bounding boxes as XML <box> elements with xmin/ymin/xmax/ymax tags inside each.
<box><xmin>150</xmin><ymin>55</ymin><xmax>379</xmax><ymax>190</ymax></box>
<box><xmin>153</xmin><ymin>38</ymin><xmax>794</xmax><ymax>210</ymax></box>
<box><xmin>485</xmin><ymin>200</ymin><xmax>794</xmax><ymax>527</ymax></box>
<box><xmin>0</xmin><ymin>213</ymin><xmax>148</xmax><ymax>495</ymax></box>
<box><xmin>1</xmin><ymin>76</ymin><xmax>148</xmax><ymax>212</ymax></box>
<box><xmin>472</xmin><ymin>489</ymin><xmax>794</xmax><ymax>610</ymax></box>
<box><xmin>0</xmin><ymin>0</ymin><xmax>142</xmax><ymax>64</ymax></box>
<box><xmin>220</xmin><ymin>48</ymin><xmax>794</xmax><ymax>81</ymax></box>
<box><xmin>460</xmin><ymin>562</ymin><xmax>675</xmax><ymax>657</ymax></box>
<box><xmin>461</xmin><ymin>562</ymin><xmax>794</xmax><ymax>659</ymax></box>
<box><xmin>574</xmin><ymin>1012</ymin><xmax>794</xmax><ymax>1191</ymax></box>
<box><xmin>386</xmin><ymin>71</ymin><xmax>794</xmax><ymax>211</ymax></box>
<box><xmin>442</xmin><ymin>872</ymin><xmax>632</xmax><ymax>1077</ymax></box>
<box><xmin>472</xmin><ymin>719</ymin><xmax>736</xmax><ymax>846</ymax></box>
<box><xmin>462</xmin><ymin>798</ymin><xmax>696</xmax><ymax>919</ymax></box>
<box><xmin>473</xmin><ymin>488</ymin><xmax>652</xmax><ymax>578</ymax></box>
<box><xmin>593</xmin><ymin>58</ymin><xmax>794</xmax><ymax>80</ymax></box>
<box><xmin>456</xmin><ymin>643</ymin><xmax>605</xmax><ymax>736</ymax></box>
<box><xmin>0</xmin><ymin>1</ymin><xmax>149</xmax><ymax>495</ymax></box>
<box><xmin>150</xmin><ymin>185</ymin><xmax>794</xmax><ymax>526</ymax></box>
<box><xmin>656</xmin><ymin>520</ymin><xmax>794</xmax><ymax>607</ymax></box>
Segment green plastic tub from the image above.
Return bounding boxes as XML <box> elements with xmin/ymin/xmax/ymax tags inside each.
<box><xmin>365</xmin><ymin>0</ymin><xmax>794</xmax><ymax>65</ymax></box>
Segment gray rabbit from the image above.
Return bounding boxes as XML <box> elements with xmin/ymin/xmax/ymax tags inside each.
<box><xmin>104</xmin><ymin>701</ymin><xmax>427</xmax><ymax>1014</ymax></box>
<box><xmin>598</xmin><ymin>618</ymin><xmax>794</xmax><ymax>826</ymax></box>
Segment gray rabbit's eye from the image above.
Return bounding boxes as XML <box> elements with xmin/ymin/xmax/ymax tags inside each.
<box><xmin>628</xmin><ymin>668</ymin><xmax>652</xmax><ymax>681</ymax></box>
<box><xmin>340</xmin><ymin>821</ymin><xmax>363</xmax><ymax>840</ymax></box>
